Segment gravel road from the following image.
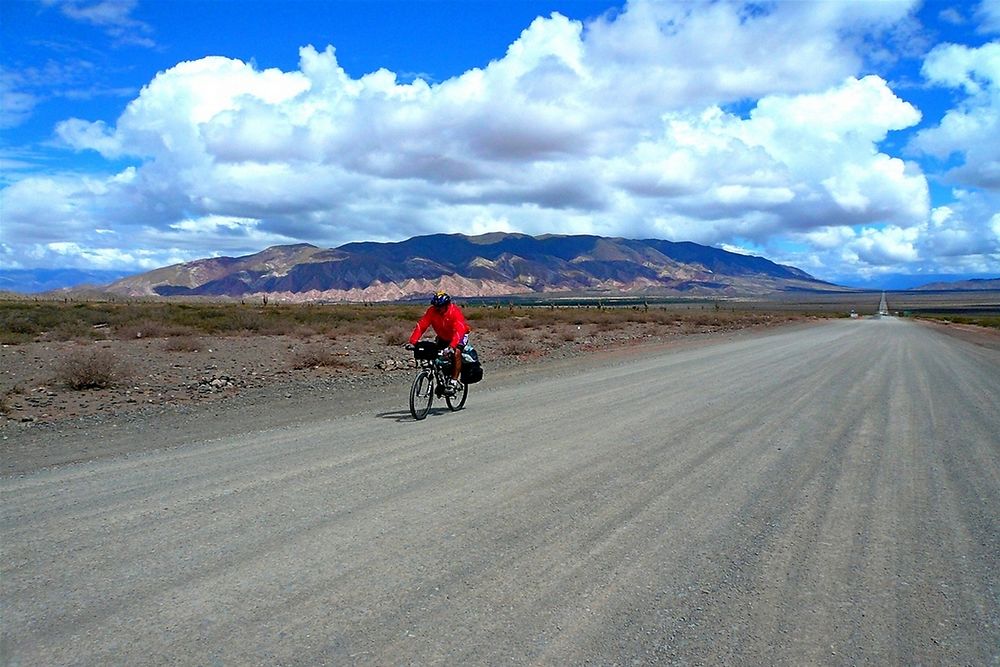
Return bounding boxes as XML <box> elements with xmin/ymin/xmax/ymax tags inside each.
<box><xmin>2</xmin><ymin>318</ymin><xmax>998</xmax><ymax>665</ymax></box>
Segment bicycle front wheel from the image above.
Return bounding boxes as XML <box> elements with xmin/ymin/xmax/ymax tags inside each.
<box><xmin>409</xmin><ymin>370</ymin><xmax>434</xmax><ymax>420</ymax></box>
<box><xmin>445</xmin><ymin>380</ymin><xmax>468</xmax><ymax>411</ymax></box>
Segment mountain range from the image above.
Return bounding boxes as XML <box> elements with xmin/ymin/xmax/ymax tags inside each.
<box><xmin>911</xmin><ymin>277</ymin><xmax>1000</xmax><ymax>291</ymax></box>
<box><xmin>102</xmin><ymin>233</ymin><xmax>836</xmax><ymax>301</ymax></box>
<box><xmin>0</xmin><ymin>268</ymin><xmax>135</xmax><ymax>294</ymax></box>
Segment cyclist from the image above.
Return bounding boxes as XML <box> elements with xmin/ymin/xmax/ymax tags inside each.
<box><xmin>408</xmin><ymin>291</ymin><xmax>470</xmax><ymax>394</ymax></box>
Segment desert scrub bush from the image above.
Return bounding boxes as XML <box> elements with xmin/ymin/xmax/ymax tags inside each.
<box><xmin>0</xmin><ymin>327</ymin><xmax>35</xmax><ymax>345</ymax></box>
<box><xmin>538</xmin><ymin>332</ymin><xmax>567</xmax><ymax>348</ymax></box>
<box><xmin>49</xmin><ymin>318</ymin><xmax>112</xmax><ymax>341</ymax></box>
<box><xmin>115</xmin><ymin>319</ymin><xmax>196</xmax><ymax>339</ymax></box>
<box><xmin>163</xmin><ymin>335</ymin><xmax>203</xmax><ymax>352</ymax></box>
<box><xmin>499</xmin><ymin>340</ymin><xmax>532</xmax><ymax>356</ymax></box>
<box><xmin>290</xmin><ymin>345</ymin><xmax>349</xmax><ymax>370</ymax></box>
<box><xmin>166</xmin><ymin>303</ymin><xmax>240</xmax><ymax>333</ymax></box>
<box><xmin>594</xmin><ymin>319</ymin><xmax>627</xmax><ymax>333</ymax></box>
<box><xmin>478</xmin><ymin>313</ymin><xmax>528</xmax><ymax>336</ymax></box>
<box><xmin>383</xmin><ymin>328</ymin><xmax>409</xmax><ymax>346</ymax></box>
<box><xmin>558</xmin><ymin>327</ymin><xmax>578</xmax><ymax>341</ymax></box>
<box><xmin>232</xmin><ymin>308</ymin><xmax>269</xmax><ymax>333</ymax></box>
<box><xmin>281</xmin><ymin>304</ymin><xmax>421</xmax><ymax>335</ymax></box>
<box><xmin>917</xmin><ymin>313</ymin><xmax>1000</xmax><ymax>329</ymax></box>
<box><xmin>0</xmin><ymin>300</ymin><xmax>435</xmax><ymax>340</ymax></box>
<box><xmin>497</xmin><ymin>325</ymin><xmax>527</xmax><ymax>341</ymax></box>
<box><xmin>463</xmin><ymin>314</ymin><xmax>505</xmax><ymax>332</ymax></box>
<box><xmin>56</xmin><ymin>346</ymin><xmax>127</xmax><ymax>389</ymax></box>
<box><xmin>0</xmin><ymin>389</ymin><xmax>14</xmax><ymax>415</ymax></box>
<box><xmin>0</xmin><ymin>306</ymin><xmax>41</xmax><ymax>341</ymax></box>
<box><xmin>1</xmin><ymin>302</ymin><xmax>98</xmax><ymax>331</ymax></box>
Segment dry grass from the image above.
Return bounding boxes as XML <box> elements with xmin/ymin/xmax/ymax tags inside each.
<box><xmin>558</xmin><ymin>326</ymin><xmax>578</xmax><ymax>342</ymax></box>
<box><xmin>497</xmin><ymin>326</ymin><xmax>527</xmax><ymax>341</ymax></box>
<box><xmin>915</xmin><ymin>313</ymin><xmax>1000</xmax><ymax>330</ymax></box>
<box><xmin>289</xmin><ymin>344</ymin><xmax>349</xmax><ymax>370</ymax></box>
<box><xmin>163</xmin><ymin>335</ymin><xmax>203</xmax><ymax>352</ymax></box>
<box><xmin>55</xmin><ymin>346</ymin><xmax>128</xmax><ymax>390</ymax></box>
<box><xmin>0</xmin><ymin>298</ymin><xmax>837</xmax><ymax>351</ymax></box>
<box><xmin>383</xmin><ymin>328</ymin><xmax>409</xmax><ymax>346</ymax></box>
<box><xmin>0</xmin><ymin>301</ymin><xmax>424</xmax><ymax>342</ymax></box>
<box><xmin>116</xmin><ymin>319</ymin><xmax>196</xmax><ymax>340</ymax></box>
<box><xmin>499</xmin><ymin>340</ymin><xmax>532</xmax><ymax>356</ymax></box>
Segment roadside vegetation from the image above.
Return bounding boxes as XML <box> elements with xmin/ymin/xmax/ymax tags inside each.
<box><xmin>913</xmin><ymin>313</ymin><xmax>1000</xmax><ymax>330</ymax></box>
<box><xmin>0</xmin><ymin>298</ymin><xmax>806</xmax><ymax>346</ymax></box>
<box><xmin>55</xmin><ymin>347</ymin><xmax>128</xmax><ymax>390</ymax></box>
<box><xmin>2</xmin><ymin>297</ymin><xmax>994</xmax><ymax>425</ymax></box>
<box><xmin>0</xmin><ymin>299</ymin><xmax>820</xmax><ymax>415</ymax></box>
<box><xmin>0</xmin><ymin>301</ymin><xmax>421</xmax><ymax>344</ymax></box>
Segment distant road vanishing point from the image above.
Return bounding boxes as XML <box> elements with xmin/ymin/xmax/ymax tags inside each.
<box><xmin>2</xmin><ymin>318</ymin><xmax>998</xmax><ymax>665</ymax></box>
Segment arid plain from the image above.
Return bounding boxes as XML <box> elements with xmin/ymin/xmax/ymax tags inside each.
<box><xmin>1</xmin><ymin>290</ymin><xmax>997</xmax><ymax>473</ymax></box>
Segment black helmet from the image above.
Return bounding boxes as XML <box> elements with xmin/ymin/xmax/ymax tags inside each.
<box><xmin>431</xmin><ymin>291</ymin><xmax>451</xmax><ymax>308</ymax></box>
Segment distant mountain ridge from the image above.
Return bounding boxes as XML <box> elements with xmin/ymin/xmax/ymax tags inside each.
<box><xmin>912</xmin><ymin>277</ymin><xmax>1000</xmax><ymax>291</ymax></box>
<box><xmin>0</xmin><ymin>268</ymin><xmax>137</xmax><ymax>294</ymax></box>
<box><xmin>104</xmin><ymin>233</ymin><xmax>836</xmax><ymax>301</ymax></box>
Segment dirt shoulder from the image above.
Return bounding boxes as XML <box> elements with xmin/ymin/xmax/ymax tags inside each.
<box><xmin>913</xmin><ymin>317</ymin><xmax>1000</xmax><ymax>351</ymax></box>
<box><xmin>2</xmin><ymin>316</ymin><xmax>817</xmax><ymax>474</ymax></box>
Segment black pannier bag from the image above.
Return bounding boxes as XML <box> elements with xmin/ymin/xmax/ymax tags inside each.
<box><xmin>460</xmin><ymin>344</ymin><xmax>484</xmax><ymax>384</ymax></box>
<box><xmin>413</xmin><ymin>341</ymin><xmax>440</xmax><ymax>360</ymax></box>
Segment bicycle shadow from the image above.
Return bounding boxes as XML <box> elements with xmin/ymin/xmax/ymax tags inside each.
<box><xmin>376</xmin><ymin>407</ymin><xmax>452</xmax><ymax>422</ymax></box>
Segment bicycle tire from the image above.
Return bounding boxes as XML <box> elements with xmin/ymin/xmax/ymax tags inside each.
<box><xmin>445</xmin><ymin>380</ymin><xmax>468</xmax><ymax>411</ymax></box>
<box><xmin>409</xmin><ymin>369</ymin><xmax>434</xmax><ymax>420</ymax></box>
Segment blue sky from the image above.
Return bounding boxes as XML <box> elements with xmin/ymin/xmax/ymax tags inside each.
<box><xmin>1</xmin><ymin>0</ymin><xmax>998</xmax><ymax>289</ymax></box>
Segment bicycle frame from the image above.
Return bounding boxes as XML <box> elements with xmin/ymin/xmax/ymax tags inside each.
<box><xmin>420</xmin><ymin>349</ymin><xmax>453</xmax><ymax>391</ymax></box>
<box><xmin>408</xmin><ymin>347</ymin><xmax>467</xmax><ymax>419</ymax></box>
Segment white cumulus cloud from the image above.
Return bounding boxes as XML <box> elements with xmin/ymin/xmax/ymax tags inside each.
<box><xmin>910</xmin><ymin>41</ymin><xmax>1000</xmax><ymax>189</ymax></box>
<box><xmin>978</xmin><ymin>0</ymin><xmax>1000</xmax><ymax>34</ymax></box>
<box><xmin>4</xmin><ymin>0</ymin><xmax>996</xmax><ymax>283</ymax></box>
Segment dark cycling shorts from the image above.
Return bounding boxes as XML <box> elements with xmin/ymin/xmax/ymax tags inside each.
<box><xmin>434</xmin><ymin>334</ymin><xmax>469</xmax><ymax>350</ymax></box>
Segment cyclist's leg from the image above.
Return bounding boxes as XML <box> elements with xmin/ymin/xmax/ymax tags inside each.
<box><xmin>433</xmin><ymin>337</ymin><xmax>456</xmax><ymax>393</ymax></box>
<box><xmin>453</xmin><ymin>334</ymin><xmax>469</xmax><ymax>382</ymax></box>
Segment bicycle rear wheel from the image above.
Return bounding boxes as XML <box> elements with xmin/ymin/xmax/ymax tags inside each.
<box><xmin>409</xmin><ymin>370</ymin><xmax>434</xmax><ymax>420</ymax></box>
<box><xmin>445</xmin><ymin>380</ymin><xmax>468</xmax><ymax>411</ymax></box>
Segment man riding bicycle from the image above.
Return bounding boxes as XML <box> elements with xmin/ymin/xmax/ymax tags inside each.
<box><xmin>408</xmin><ymin>291</ymin><xmax>470</xmax><ymax>394</ymax></box>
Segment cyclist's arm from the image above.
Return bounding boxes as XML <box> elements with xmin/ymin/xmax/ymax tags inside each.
<box><xmin>408</xmin><ymin>308</ymin><xmax>433</xmax><ymax>344</ymax></box>
<box><xmin>448</xmin><ymin>308</ymin><xmax>470</xmax><ymax>348</ymax></box>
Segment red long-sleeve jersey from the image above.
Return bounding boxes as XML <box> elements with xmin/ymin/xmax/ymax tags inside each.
<box><xmin>408</xmin><ymin>303</ymin><xmax>470</xmax><ymax>348</ymax></box>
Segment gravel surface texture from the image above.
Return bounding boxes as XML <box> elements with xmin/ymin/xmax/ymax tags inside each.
<box><xmin>2</xmin><ymin>317</ymin><xmax>998</xmax><ymax>666</ymax></box>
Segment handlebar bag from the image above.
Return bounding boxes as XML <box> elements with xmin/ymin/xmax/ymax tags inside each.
<box><xmin>413</xmin><ymin>341</ymin><xmax>440</xmax><ymax>360</ymax></box>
